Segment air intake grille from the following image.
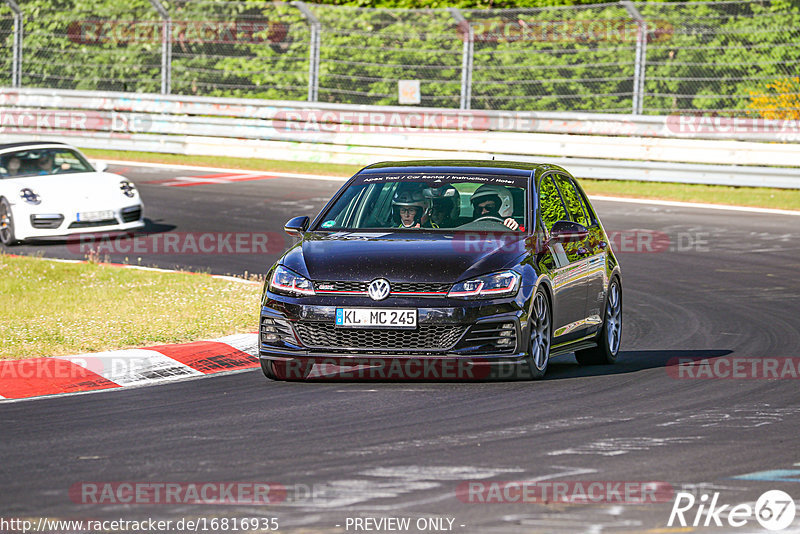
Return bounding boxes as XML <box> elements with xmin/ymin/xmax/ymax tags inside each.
<box><xmin>68</xmin><ymin>218</ymin><xmax>118</xmax><ymax>229</ymax></box>
<box><xmin>30</xmin><ymin>214</ymin><xmax>64</xmax><ymax>229</ymax></box>
<box><xmin>294</xmin><ymin>323</ymin><xmax>466</xmax><ymax>351</ymax></box>
<box><xmin>261</xmin><ymin>317</ymin><xmax>296</xmax><ymax>345</ymax></box>
<box><xmin>121</xmin><ymin>206</ymin><xmax>142</xmax><ymax>223</ymax></box>
<box><xmin>458</xmin><ymin>322</ymin><xmax>518</xmax><ymax>353</ymax></box>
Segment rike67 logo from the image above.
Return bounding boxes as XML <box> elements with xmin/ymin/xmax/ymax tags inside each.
<box><xmin>668</xmin><ymin>490</ymin><xmax>796</xmax><ymax>530</ymax></box>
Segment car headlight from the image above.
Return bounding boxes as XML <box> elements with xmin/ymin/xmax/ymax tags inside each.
<box><xmin>19</xmin><ymin>188</ymin><xmax>41</xmax><ymax>205</ymax></box>
<box><xmin>120</xmin><ymin>180</ymin><xmax>136</xmax><ymax>198</ymax></box>
<box><xmin>448</xmin><ymin>270</ymin><xmax>521</xmax><ymax>299</ymax></box>
<box><xmin>269</xmin><ymin>265</ymin><xmax>315</xmax><ymax>297</ymax></box>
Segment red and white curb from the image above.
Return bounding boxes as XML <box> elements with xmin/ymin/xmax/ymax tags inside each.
<box><xmin>0</xmin><ymin>333</ymin><xmax>260</xmax><ymax>401</ymax></box>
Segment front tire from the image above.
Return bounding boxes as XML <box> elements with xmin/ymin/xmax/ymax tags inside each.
<box><xmin>575</xmin><ymin>278</ymin><xmax>622</xmax><ymax>365</ymax></box>
<box><xmin>525</xmin><ymin>289</ymin><xmax>552</xmax><ymax>380</ymax></box>
<box><xmin>0</xmin><ymin>199</ymin><xmax>18</xmax><ymax>246</ymax></box>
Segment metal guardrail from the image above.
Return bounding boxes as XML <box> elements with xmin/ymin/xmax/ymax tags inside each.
<box><xmin>1</xmin><ymin>88</ymin><xmax>799</xmax><ymax>188</ymax></box>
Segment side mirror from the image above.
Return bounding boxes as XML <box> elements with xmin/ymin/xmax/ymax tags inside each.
<box><xmin>94</xmin><ymin>161</ymin><xmax>108</xmax><ymax>172</ymax></box>
<box><xmin>548</xmin><ymin>220</ymin><xmax>588</xmax><ymax>243</ymax></box>
<box><xmin>284</xmin><ymin>215</ymin><xmax>309</xmax><ymax>237</ymax></box>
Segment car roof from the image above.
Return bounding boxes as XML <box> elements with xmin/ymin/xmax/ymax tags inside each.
<box><xmin>0</xmin><ymin>141</ymin><xmax>71</xmax><ymax>154</ymax></box>
<box><xmin>360</xmin><ymin>160</ymin><xmax>561</xmax><ymax>177</ymax></box>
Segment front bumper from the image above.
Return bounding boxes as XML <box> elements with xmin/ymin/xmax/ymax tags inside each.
<box><xmin>259</xmin><ymin>289</ymin><xmax>534</xmax><ymax>372</ymax></box>
<box><xmin>14</xmin><ymin>203</ymin><xmax>144</xmax><ymax>240</ymax></box>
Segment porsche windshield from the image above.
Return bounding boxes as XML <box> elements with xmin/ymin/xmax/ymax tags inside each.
<box><xmin>0</xmin><ymin>148</ymin><xmax>94</xmax><ymax>178</ymax></box>
<box><xmin>314</xmin><ymin>173</ymin><xmax>528</xmax><ymax>232</ymax></box>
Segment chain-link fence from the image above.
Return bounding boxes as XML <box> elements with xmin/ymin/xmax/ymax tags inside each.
<box><xmin>2</xmin><ymin>0</ymin><xmax>799</xmax><ymax>117</ymax></box>
<box><xmin>0</xmin><ymin>3</ymin><xmax>15</xmax><ymax>87</ymax></box>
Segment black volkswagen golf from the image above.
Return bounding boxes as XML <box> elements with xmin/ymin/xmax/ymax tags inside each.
<box><xmin>259</xmin><ymin>160</ymin><xmax>621</xmax><ymax>381</ymax></box>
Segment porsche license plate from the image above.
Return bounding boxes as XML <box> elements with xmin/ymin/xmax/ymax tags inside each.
<box><xmin>77</xmin><ymin>210</ymin><xmax>114</xmax><ymax>222</ymax></box>
<box><xmin>335</xmin><ymin>308</ymin><xmax>417</xmax><ymax>329</ymax></box>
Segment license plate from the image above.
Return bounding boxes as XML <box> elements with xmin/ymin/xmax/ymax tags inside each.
<box><xmin>335</xmin><ymin>308</ymin><xmax>417</xmax><ymax>329</ymax></box>
<box><xmin>77</xmin><ymin>210</ymin><xmax>114</xmax><ymax>222</ymax></box>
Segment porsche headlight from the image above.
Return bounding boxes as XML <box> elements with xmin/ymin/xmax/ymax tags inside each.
<box><xmin>448</xmin><ymin>270</ymin><xmax>521</xmax><ymax>299</ymax></box>
<box><xmin>269</xmin><ymin>265</ymin><xmax>315</xmax><ymax>297</ymax></box>
<box><xmin>20</xmin><ymin>188</ymin><xmax>41</xmax><ymax>205</ymax></box>
<box><xmin>120</xmin><ymin>180</ymin><xmax>136</xmax><ymax>198</ymax></box>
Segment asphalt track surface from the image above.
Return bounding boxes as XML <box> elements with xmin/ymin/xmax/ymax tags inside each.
<box><xmin>2</xmin><ymin>163</ymin><xmax>800</xmax><ymax>533</ymax></box>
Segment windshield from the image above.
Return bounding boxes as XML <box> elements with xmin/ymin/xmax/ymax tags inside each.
<box><xmin>314</xmin><ymin>173</ymin><xmax>528</xmax><ymax>232</ymax></box>
<box><xmin>0</xmin><ymin>148</ymin><xmax>94</xmax><ymax>179</ymax></box>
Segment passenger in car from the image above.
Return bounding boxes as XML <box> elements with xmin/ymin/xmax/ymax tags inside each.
<box><xmin>427</xmin><ymin>185</ymin><xmax>461</xmax><ymax>229</ymax></box>
<box><xmin>2</xmin><ymin>156</ymin><xmax>22</xmax><ymax>177</ymax></box>
<box><xmin>392</xmin><ymin>189</ymin><xmax>428</xmax><ymax>229</ymax></box>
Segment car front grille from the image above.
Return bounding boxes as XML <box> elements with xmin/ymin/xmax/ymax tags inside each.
<box><xmin>314</xmin><ymin>281</ymin><xmax>451</xmax><ymax>297</ymax></box>
<box><xmin>457</xmin><ymin>321</ymin><xmax>518</xmax><ymax>354</ymax></box>
<box><xmin>121</xmin><ymin>205</ymin><xmax>142</xmax><ymax>223</ymax></box>
<box><xmin>391</xmin><ymin>282</ymin><xmax>451</xmax><ymax>295</ymax></box>
<box><xmin>293</xmin><ymin>322</ymin><xmax>467</xmax><ymax>351</ymax></box>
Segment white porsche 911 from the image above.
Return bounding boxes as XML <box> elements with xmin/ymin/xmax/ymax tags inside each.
<box><xmin>0</xmin><ymin>141</ymin><xmax>144</xmax><ymax>245</ymax></box>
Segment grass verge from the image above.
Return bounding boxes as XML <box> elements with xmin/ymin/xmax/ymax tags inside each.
<box><xmin>579</xmin><ymin>178</ymin><xmax>800</xmax><ymax>212</ymax></box>
<box><xmin>0</xmin><ymin>254</ymin><xmax>261</xmax><ymax>360</ymax></box>
<box><xmin>83</xmin><ymin>149</ymin><xmax>800</xmax><ymax>212</ymax></box>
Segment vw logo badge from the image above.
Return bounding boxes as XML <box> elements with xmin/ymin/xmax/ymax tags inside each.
<box><xmin>368</xmin><ymin>279</ymin><xmax>391</xmax><ymax>301</ymax></box>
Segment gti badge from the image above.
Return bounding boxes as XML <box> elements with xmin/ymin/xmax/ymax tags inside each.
<box><xmin>368</xmin><ymin>279</ymin><xmax>391</xmax><ymax>301</ymax></box>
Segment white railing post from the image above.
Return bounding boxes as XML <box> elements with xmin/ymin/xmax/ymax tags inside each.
<box><xmin>621</xmin><ymin>0</ymin><xmax>647</xmax><ymax>115</ymax></box>
<box><xmin>449</xmin><ymin>8</ymin><xmax>473</xmax><ymax>110</ymax></box>
<box><xmin>294</xmin><ymin>1</ymin><xmax>321</xmax><ymax>102</ymax></box>
<box><xmin>5</xmin><ymin>0</ymin><xmax>22</xmax><ymax>88</ymax></box>
<box><xmin>149</xmin><ymin>0</ymin><xmax>171</xmax><ymax>95</ymax></box>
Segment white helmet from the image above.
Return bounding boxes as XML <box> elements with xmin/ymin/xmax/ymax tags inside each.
<box><xmin>470</xmin><ymin>184</ymin><xmax>514</xmax><ymax>218</ymax></box>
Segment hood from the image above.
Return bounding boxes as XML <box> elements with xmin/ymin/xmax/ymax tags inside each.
<box><xmin>282</xmin><ymin>231</ymin><xmax>528</xmax><ymax>283</ymax></box>
<box><xmin>11</xmin><ymin>172</ymin><xmax>134</xmax><ymax>204</ymax></box>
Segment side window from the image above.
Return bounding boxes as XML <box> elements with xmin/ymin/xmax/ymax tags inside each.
<box><xmin>538</xmin><ymin>175</ymin><xmax>569</xmax><ymax>230</ymax></box>
<box><xmin>553</xmin><ymin>174</ymin><xmax>589</xmax><ymax>227</ymax></box>
<box><xmin>575</xmin><ymin>183</ymin><xmax>598</xmax><ymax>226</ymax></box>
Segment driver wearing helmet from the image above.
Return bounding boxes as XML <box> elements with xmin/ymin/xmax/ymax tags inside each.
<box><xmin>392</xmin><ymin>188</ymin><xmax>428</xmax><ymax>229</ymax></box>
<box><xmin>470</xmin><ymin>184</ymin><xmax>520</xmax><ymax>231</ymax></box>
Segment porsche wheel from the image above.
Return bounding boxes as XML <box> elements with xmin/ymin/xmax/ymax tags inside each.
<box><xmin>0</xmin><ymin>199</ymin><xmax>18</xmax><ymax>246</ymax></box>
